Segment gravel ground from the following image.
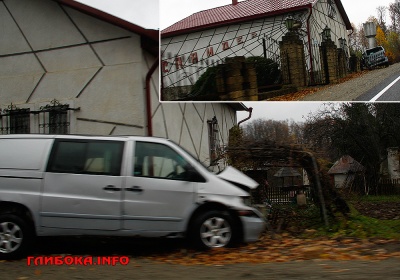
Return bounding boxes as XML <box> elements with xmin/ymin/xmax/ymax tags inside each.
<box><xmin>300</xmin><ymin>63</ymin><xmax>400</xmax><ymax>101</ymax></box>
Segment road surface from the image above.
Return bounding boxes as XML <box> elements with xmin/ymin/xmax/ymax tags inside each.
<box><xmin>301</xmin><ymin>63</ymin><xmax>400</xmax><ymax>101</ymax></box>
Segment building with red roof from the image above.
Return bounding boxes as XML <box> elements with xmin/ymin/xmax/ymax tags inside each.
<box><xmin>161</xmin><ymin>0</ymin><xmax>353</xmax><ymax>100</ymax></box>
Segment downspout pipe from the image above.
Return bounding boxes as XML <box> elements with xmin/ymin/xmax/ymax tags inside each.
<box><xmin>238</xmin><ymin>107</ymin><xmax>253</xmax><ymax>126</ymax></box>
<box><xmin>145</xmin><ymin>57</ymin><xmax>159</xmax><ymax>136</ymax></box>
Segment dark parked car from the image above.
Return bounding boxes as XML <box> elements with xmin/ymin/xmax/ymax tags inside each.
<box><xmin>361</xmin><ymin>46</ymin><xmax>389</xmax><ymax>69</ymax></box>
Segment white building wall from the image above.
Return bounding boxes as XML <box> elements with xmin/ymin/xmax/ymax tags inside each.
<box><xmin>1</xmin><ymin>0</ymin><xmax>146</xmax><ymax>136</ymax></box>
<box><xmin>152</xmin><ymin>102</ymin><xmax>237</xmax><ymax>169</ymax></box>
<box><xmin>162</xmin><ymin>14</ymin><xmax>287</xmax><ymax>88</ymax></box>
<box><xmin>310</xmin><ymin>0</ymin><xmax>349</xmax><ymax>49</ymax></box>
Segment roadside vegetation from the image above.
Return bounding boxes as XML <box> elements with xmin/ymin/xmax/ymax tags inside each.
<box><xmin>234</xmin><ymin>103</ymin><xmax>400</xmax><ymax>240</ymax></box>
<box><xmin>349</xmin><ymin>4</ymin><xmax>400</xmax><ymax>64</ymax></box>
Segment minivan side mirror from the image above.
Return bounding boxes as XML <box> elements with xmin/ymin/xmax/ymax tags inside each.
<box><xmin>186</xmin><ymin>166</ymin><xmax>206</xmax><ymax>183</ymax></box>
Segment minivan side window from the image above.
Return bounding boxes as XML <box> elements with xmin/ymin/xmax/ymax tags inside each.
<box><xmin>47</xmin><ymin>140</ymin><xmax>123</xmax><ymax>176</ymax></box>
<box><xmin>134</xmin><ymin>142</ymin><xmax>190</xmax><ymax>180</ymax></box>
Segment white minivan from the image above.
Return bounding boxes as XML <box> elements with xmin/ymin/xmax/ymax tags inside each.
<box><xmin>0</xmin><ymin>135</ymin><xmax>265</xmax><ymax>259</ymax></box>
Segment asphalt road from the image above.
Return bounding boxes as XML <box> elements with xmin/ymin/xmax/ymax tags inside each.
<box><xmin>301</xmin><ymin>63</ymin><xmax>400</xmax><ymax>101</ymax></box>
<box><xmin>356</xmin><ymin>71</ymin><xmax>400</xmax><ymax>101</ymax></box>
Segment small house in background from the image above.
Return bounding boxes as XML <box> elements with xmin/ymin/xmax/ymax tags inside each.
<box><xmin>328</xmin><ymin>155</ymin><xmax>364</xmax><ymax>188</ymax></box>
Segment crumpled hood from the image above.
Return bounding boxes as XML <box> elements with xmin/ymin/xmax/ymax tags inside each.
<box><xmin>216</xmin><ymin>166</ymin><xmax>259</xmax><ymax>190</ymax></box>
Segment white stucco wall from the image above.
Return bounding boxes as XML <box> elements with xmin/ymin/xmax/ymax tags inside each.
<box><xmin>1</xmin><ymin>0</ymin><xmax>147</xmax><ymax>136</ymax></box>
<box><xmin>152</xmin><ymin>102</ymin><xmax>237</xmax><ymax>168</ymax></box>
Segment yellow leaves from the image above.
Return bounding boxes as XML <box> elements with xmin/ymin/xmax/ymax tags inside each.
<box><xmin>376</xmin><ymin>26</ymin><xmax>387</xmax><ymax>47</ymax></box>
<box><xmin>146</xmin><ymin>235</ymin><xmax>400</xmax><ymax>265</ymax></box>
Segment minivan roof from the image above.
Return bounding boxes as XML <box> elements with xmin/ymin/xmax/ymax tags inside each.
<box><xmin>0</xmin><ymin>134</ymin><xmax>171</xmax><ymax>142</ymax></box>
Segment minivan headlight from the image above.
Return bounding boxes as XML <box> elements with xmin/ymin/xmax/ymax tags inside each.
<box><xmin>241</xmin><ymin>196</ymin><xmax>252</xmax><ymax>207</ymax></box>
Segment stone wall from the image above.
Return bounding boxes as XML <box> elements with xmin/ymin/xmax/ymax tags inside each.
<box><xmin>216</xmin><ymin>57</ymin><xmax>258</xmax><ymax>101</ymax></box>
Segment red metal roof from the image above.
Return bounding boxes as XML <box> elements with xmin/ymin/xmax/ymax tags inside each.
<box><xmin>162</xmin><ymin>0</ymin><xmax>351</xmax><ymax>37</ymax></box>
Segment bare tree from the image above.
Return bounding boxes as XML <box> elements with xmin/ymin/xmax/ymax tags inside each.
<box><xmin>376</xmin><ymin>6</ymin><xmax>388</xmax><ymax>33</ymax></box>
<box><xmin>389</xmin><ymin>2</ymin><xmax>400</xmax><ymax>32</ymax></box>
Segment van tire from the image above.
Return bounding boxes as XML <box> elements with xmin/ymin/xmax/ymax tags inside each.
<box><xmin>191</xmin><ymin>210</ymin><xmax>236</xmax><ymax>249</ymax></box>
<box><xmin>0</xmin><ymin>214</ymin><xmax>33</xmax><ymax>259</ymax></box>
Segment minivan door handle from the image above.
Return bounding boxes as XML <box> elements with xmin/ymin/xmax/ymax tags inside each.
<box><xmin>103</xmin><ymin>185</ymin><xmax>121</xmax><ymax>191</ymax></box>
<box><xmin>126</xmin><ymin>186</ymin><xmax>143</xmax><ymax>192</ymax></box>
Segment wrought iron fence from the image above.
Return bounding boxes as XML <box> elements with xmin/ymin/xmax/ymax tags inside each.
<box><xmin>264</xmin><ymin>186</ymin><xmax>313</xmax><ymax>204</ymax></box>
<box><xmin>372</xmin><ymin>179</ymin><xmax>400</xmax><ymax>195</ymax></box>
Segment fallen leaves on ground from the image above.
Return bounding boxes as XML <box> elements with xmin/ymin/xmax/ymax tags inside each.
<box><xmin>268</xmin><ymin>71</ymin><xmax>369</xmax><ymax>101</ymax></box>
<box><xmin>146</xmin><ymin>234</ymin><xmax>400</xmax><ymax>265</ymax></box>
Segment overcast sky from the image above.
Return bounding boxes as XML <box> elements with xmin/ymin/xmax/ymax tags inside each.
<box><xmin>236</xmin><ymin>102</ymin><xmax>326</xmax><ymax>122</ymax></box>
<box><xmin>75</xmin><ymin>0</ymin><xmax>159</xmax><ymax>29</ymax></box>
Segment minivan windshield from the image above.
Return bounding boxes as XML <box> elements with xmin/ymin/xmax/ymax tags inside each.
<box><xmin>168</xmin><ymin>140</ymin><xmax>213</xmax><ymax>172</ymax></box>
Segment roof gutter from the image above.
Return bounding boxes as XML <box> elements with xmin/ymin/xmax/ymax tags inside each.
<box><xmin>238</xmin><ymin>107</ymin><xmax>253</xmax><ymax>126</ymax></box>
<box><xmin>145</xmin><ymin>58</ymin><xmax>159</xmax><ymax>136</ymax></box>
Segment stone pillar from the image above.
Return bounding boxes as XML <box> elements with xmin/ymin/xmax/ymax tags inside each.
<box><xmin>320</xmin><ymin>40</ymin><xmax>339</xmax><ymax>84</ymax></box>
<box><xmin>279</xmin><ymin>32</ymin><xmax>307</xmax><ymax>88</ymax></box>
<box><xmin>349</xmin><ymin>54</ymin><xmax>360</xmax><ymax>73</ymax></box>
<box><xmin>216</xmin><ymin>57</ymin><xmax>258</xmax><ymax>101</ymax></box>
<box><xmin>337</xmin><ymin>48</ymin><xmax>347</xmax><ymax>78</ymax></box>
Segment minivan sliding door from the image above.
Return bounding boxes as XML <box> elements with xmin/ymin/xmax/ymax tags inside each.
<box><xmin>42</xmin><ymin>140</ymin><xmax>124</xmax><ymax>231</ymax></box>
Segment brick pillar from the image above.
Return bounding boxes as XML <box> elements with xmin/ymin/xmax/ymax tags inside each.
<box><xmin>279</xmin><ymin>32</ymin><xmax>307</xmax><ymax>88</ymax></box>
<box><xmin>216</xmin><ymin>57</ymin><xmax>258</xmax><ymax>101</ymax></box>
<box><xmin>320</xmin><ymin>40</ymin><xmax>339</xmax><ymax>84</ymax></box>
<box><xmin>337</xmin><ymin>48</ymin><xmax>348</xmax><ymax>78</ymax></box>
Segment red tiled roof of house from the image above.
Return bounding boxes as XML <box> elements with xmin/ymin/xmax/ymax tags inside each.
<box><xmin>162</xmin><ymin>0</ymin><xmax>351</xmax><ymax>37</ymax></box>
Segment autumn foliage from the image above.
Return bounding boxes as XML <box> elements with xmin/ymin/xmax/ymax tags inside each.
<box><xmin>147</xmin><ymin>234</ymin><xmax>400</xmax><ymax>265</ymax></box>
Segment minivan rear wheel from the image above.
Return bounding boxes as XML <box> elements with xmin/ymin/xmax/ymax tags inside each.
<box><xmin>191</xmin><ymin>210</ymin><xmax>236</xmax><ymax>249</ymax></box>
<box><xmin>0</xmin><ymin>214</ymin><xmax>32</xmax><ymax>259</ymax></box>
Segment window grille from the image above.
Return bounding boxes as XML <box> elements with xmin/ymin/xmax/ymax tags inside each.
<box><xmin>0</xmin><ymin>104</ymin><xmax>30</xmax><ymax>134</ymax></box>
<box><xmin>39</xmin><ymin>100</ymin><xmax>70</xmax><ymax>134</ymax></box>
<box><xmin>0</xmin><ymin>100</ymin><xmax>79</xmax><ymax>135</ymax></box>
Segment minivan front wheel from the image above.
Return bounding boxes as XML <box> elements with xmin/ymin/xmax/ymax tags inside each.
<box><xmin>0</xmin><ymin>214</ymin><xmax>32</xmax><ymax>259</ymax></box>
<box><xmin>192</xmin><ymin>211</ymin><xmax>236</xmax><ymax>249</ymax></box>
